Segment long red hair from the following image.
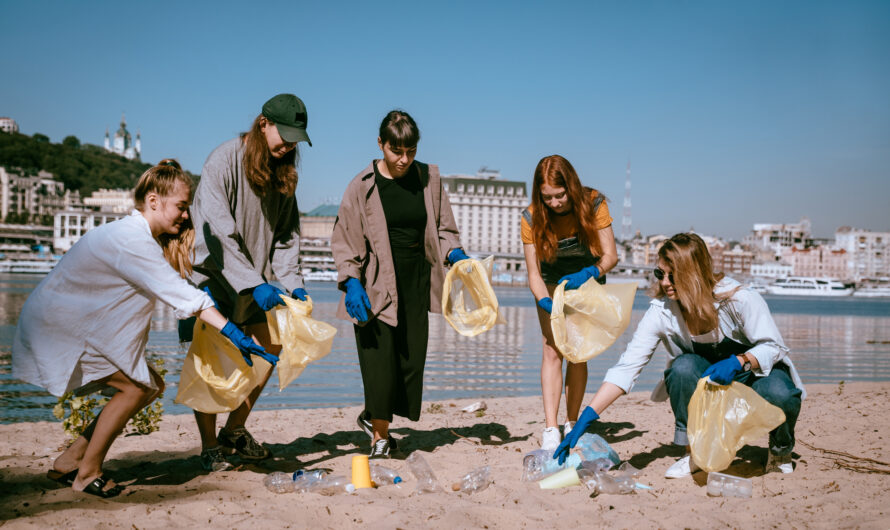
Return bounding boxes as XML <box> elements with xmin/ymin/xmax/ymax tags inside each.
<box><xmin>531</xmin><ymin>155</ymin><xmax>603</xmax><ymax>263</ymax></box>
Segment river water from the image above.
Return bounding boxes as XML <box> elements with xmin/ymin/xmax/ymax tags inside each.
<box><xmin>1</xmin><ymin>274</ymin><xmax>888</xmax><ymax>423</ymax></box>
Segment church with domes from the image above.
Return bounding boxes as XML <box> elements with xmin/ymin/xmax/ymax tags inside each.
<box><xmin>104</xmin><ymin>114</ymin><xmax>141</xmax><ymax>160</ymax></box>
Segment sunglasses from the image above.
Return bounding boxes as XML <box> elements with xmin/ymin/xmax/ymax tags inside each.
<box><xmin>653</xmin><ymin>268</ymin><xmax>674</xmax><ymax>284</ymax></box>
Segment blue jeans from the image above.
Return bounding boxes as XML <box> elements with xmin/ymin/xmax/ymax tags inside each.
<box><xmin>664</xmin><ymin>353</ymin><xmax>802</xmax><ymax>456</ymax></box>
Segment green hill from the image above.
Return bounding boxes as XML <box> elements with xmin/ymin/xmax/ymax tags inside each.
<box><xmin>0</xmin><ymin>131</ymin><xmax>196</xmax><ymax>194</ymax></box>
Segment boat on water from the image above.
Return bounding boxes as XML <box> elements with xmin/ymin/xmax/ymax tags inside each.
<box><xmin>0</xmin><ymin>259</ymin><xmax>59</xmax><ymax>274</ymax></box>
<box><xmin>766</xmin><ymin>277</ymin><xmax>853</xmax><ymax>296</ymax></box>
<box><xmin>853</xmin><ymin>287</ymin><xmax>890</xmax><ymax>298</ymax></box>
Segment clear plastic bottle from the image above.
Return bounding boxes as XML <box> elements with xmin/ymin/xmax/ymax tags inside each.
<box><xmin>308</xmin><ymin>475</ymin><xmax>353</xmax><ymax>496</ymax></box>
<box><xmin>522</xmin><ymin>449</ymin><xmax>581</xmax><ymax>482</ymax></box>
<box><xmin>370</xmin><ymin>463</ymin><xmax>403</xmax><ymax>486</ymax></box>
<box><xmin>292</xmin><ymin>469</ymin><xmax>329</xmax><ymax>493</ymax></box>
<box><xmin>263</xmin><ymin>471</ymin><xmax>295</xmax><ymax>494</ymax></box>
<box><xmin>458</xmin><ymin>466</ymin><xmax>492</xmax><ymax>494</ymax></box>
<box><xmin>406</xmin><ymin>452</ymin><xmax>439</xmax><ymax>494</ymax></box>
<box><xmin>706</xmin><ymin>472</ymin><xmax>752</xmax><ymax>498</ymax></box>
<box><xmin>575</xmin><ymin>433</ymin><xmax>621</xmax><ymax>466</ymax></box>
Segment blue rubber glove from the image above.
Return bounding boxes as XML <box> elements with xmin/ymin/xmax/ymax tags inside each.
<box><xmin>537</xmin><ymin>297</ymin><xmax>553</xmax><ymax>314</ymax></box>
<box><xmin>252</xmin><ymin>283</ymin><xmax>286</xmax><ymax>311</ymax></box>
<box><xmin>220</xmin><ymin>321</ymin><xmax>278</xmax><ymax>367</ymax></box>
<box><xmin>553</xmin><ymin>406</ymin><xmax>600</xmax><ymax>465</ymax></box>
<box><xmin>702</xmin><ymin>356</ymin><xmax>743</xmax><ymax>385</ymax></box>
<box><xmin>292</xmin><ymin>288</ymin><xmax>308</xmax><ymax>301</ymax></box>
<box><xmin>447</xmin><ymin>248</ymin><xmax>470</xmax><ymax>265</ymax></box>
<box><xmin>344</xmin><ymin>277</ymin><xmax>371</xmax><ymax>322</ymax></box>
<box><xmin>558</xmin><ymin>265</ymin><xmax>601</xmax><ymax>290</ymax></box>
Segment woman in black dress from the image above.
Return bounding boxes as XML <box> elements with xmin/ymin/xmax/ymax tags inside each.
<box><xmin>331</xmin><ymin>110</ymin><xmax>466</xmax><ymax>458</ymax></box>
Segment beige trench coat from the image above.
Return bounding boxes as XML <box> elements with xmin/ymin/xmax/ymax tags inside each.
<box><xmin>331</xmin><ymin>161</ymin><xmax>462</xmax><ymax>327</ymax></box>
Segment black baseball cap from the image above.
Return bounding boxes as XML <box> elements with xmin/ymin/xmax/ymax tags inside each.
<box><xmin>261</xmin><ymin>94</ymin><xmax>312</xmax><ymax>146</ymax></box>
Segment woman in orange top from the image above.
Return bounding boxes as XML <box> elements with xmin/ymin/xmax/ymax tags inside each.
<box><xmin>521</xmin><ymin>155</ymin><xmax>618</xmax><ymax>450</ymax></box>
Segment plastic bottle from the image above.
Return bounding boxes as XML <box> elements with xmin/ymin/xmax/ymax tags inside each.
<box><xmin>575</xmin><ymin>433</ymin><xmax>621</xmax><ymax>466</ymax></box>
<box><xmin>370</xmin><ymin>463</ymin><xmax>403</xmax><ymax>486</ymax></box>
<box><xmin>580</xmin><ymin>457</ymin><xmax>614</xmax><ymax>474</ymax></box>
<box><xmin>457</xmin><ymin>466</ymin><xmax>492</xmax><ymax>494</ymax></box>
<box><xmin>406</xmin><ymin>452</ymin><xmax>439</xmax><ymax>494</ymax></box>
<box><xmin>521</xmin><ymin>449</ymin><xmax>581</xmax><ymax>482</ymax></box>
<box><xmin>706</xmin><ymin>472</ymin><xmax>752</xmax><ymax>498</ymax></box>
<box><xmin>292</xmin><ymin>469</ymin><xmax>330</xmax><ymax>493</ymax></box>
<box><xmin>263</xmin><ymin>471</ymin><xmax>295</xmax><ymax>494</ymax></box>
<box><xmin>307</xmin><ymin>475</ymin><xmax>353</xmax><ymax>496</ymax></box>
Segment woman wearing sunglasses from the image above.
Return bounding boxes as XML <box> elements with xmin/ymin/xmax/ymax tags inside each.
<box><xmin>553</xmin><ymin>233</ymin><xmax>804</xmax><ymax>477</ymax></box>
<box><xmin>521</xmin><ymin>155</ymin><xmax>618</xmax><ymax>450</ymax></box>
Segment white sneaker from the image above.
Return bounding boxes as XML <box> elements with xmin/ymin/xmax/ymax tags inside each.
<box><xmin>541</xmin><ymin>427</ymin><xmax>561</xmax><ymax>451</ymax></box>
<box><xmin>564</xmin><ymin>421</ymin><xmax>575</xmax><ymax>435</ymax></box>
<box><xmin>664</xmin><ymin>454</ymin><xmax>699</xmax><ymax>478</ymax></box>
<box><xmin>765</xmin><ymin>452</ymin><xmax>793</xmax><ymax>474</ymax></box>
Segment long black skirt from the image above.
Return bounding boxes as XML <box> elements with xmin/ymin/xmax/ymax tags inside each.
<box><xmin>354</xmin><ymin>249</ymin><xmax>430</xmax><ymax>422</ymax></box>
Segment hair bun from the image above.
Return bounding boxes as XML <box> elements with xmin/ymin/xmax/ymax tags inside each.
<box><xmin>158</xmin><ymin>158</ymin><xmax>182</xmax><ymax>170</ymax></box>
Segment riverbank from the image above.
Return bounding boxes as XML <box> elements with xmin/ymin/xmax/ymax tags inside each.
<box><xmin>1</xmin><ymin>382</ymin><xmax>889</xmax><ymax>529</ymax></box>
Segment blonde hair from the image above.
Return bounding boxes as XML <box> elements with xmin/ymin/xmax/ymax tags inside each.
<box><xmin>133</xmin><ymin>159</ymin><xmax>195</xmax><ymax>278</ymax></box>
<box><xmin>651</xmin><ymin>233</ymin><xmax>737</xmax><ymax>332</ymax></box>
<box><xmin>240</xmin><ymin>115</ymin><xmax>299</xmax><ymax>195</ymax></box>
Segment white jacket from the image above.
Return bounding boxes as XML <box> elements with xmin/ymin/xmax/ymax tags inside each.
<box><xmin>603</xmin><ymin>277</ymin><xmax>806</xmax><ymax>401</ymax></box>
<box><xmin>12</xmin><ymin>211</ymin><xmax>213</xmax><ymax>396</ymax></box>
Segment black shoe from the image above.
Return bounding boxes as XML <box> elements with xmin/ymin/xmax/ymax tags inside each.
<box><xmin>200</xmin><ymin>446</ymin><xmax>234</xmax><ymax>472</ymax></box>
<box><xmin>217</xmin><ymin>427</ymin><xmax>270</xmax><ymax>460</ymax></box>
<box><xmin>357</xmin><ymin>410</ymin><xmax>373</xmax><ymax>439</ymax></box>
<box><xmin>369</xmin><ymin>438</ymin><xmax>391</xmax><ymax>459</ymax></box>
<box><xmin>388</xmin><ymin>435</ymin><xmax>399</xmax><ymax>452</ymax></box>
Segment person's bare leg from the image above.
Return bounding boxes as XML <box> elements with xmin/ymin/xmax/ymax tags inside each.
<box><xmin>71</xmin><ymin>371</ymin><xmax>158</xmax><ymax>492</ymax></box>
<box><xmin>223</xmin><ymin>322</ymin><xmax>280</xmax><ymax>431</ymax></box>
<box><xmin>537</xmin><ymin>301</ymin><xmax>563</xmax><ymax>428</ymax></box>
<box><xmin>371</xmin><ymin>419</ymin><xmax>390</xmax><ymax>442</ymax></box>
<box><xmin>564</xmin><ymin>361</ymin><xmax>588</xmax><ymax>423</ymax></box>
<box><xmin>195</xmin><ymin>411</ymin><xmax>219</xmax><ymax>450</ymax></box>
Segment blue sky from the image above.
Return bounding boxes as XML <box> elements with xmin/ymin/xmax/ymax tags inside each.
<box><xmin>1</xmin><ymin>0</ymin><xmax>887</xmax><ymax>239</ymax></box>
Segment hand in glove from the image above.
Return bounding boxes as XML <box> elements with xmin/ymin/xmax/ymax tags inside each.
<box><xmin>252</xmin><ymin>283</ymin><xmax>286</xmax><ymax>311</ymax></box>
<box><xmin>553</xmin><ymin>406</ymin><xmax>600</xmax><ymax>465</ymax></box>
<box><xmin>558</xmin><ymin>265</ymin><xmax>600</xmax><ymax>290</ymax></box>
<box><xmin>537</xmin><ymin>297</ymin><xmax>553</xmax><ymax>314</ymax></box>
<box><xmin>292</xmin><ymin>288</ymin><xmax>309</xmax><ymax>301</ymax></box>
<box><xmin>447</xmin><ymin>248</ymin><xmax>470</xmax><ymax>265</ymax></box>
<box><xmin>344</xmin><ymin>277</ymin><xmax>371</xmax><ymax>322</ymax></box>
<box><xmin>702</xmin><ymin>356</ymin><xmax>743</xmax><ymax>385</ymax></box>
<box><xmin>220</xmin><ymin>321</ymin><xmax>277</xmax><ymax>367</ymax></box>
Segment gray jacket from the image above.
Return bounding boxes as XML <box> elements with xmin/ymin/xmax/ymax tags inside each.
<box><xmin>331</xmin><ymin>161</ymin><xmax>461</xmax><ymax>327</ymax></box>
<box><xmin>190</xmin><ymin>137</ymin><xmax>303</xmax><ymax>322</ymax></box>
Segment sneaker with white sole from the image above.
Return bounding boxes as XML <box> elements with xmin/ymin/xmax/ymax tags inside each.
<box><xmin>765</xmin><ymin>452</ymin><xmax>793</xmax><ymax>474</ymax></box>
<box><xmin>541</xmin><ymin>427</ymin><xmax>561</xmax><ymax>451</ymax></box>
<box><xmin>356</xmin><ymin>410</ymin><xmax>373</xmax><ymax>440</ymax></box>
<box><xmin>564</xmin><ymin>421</ymin><xmax>575</xmax><ymax>435</ymax></box>
<box><xmin>369</xmin><ymin>438</ymin><xmax>391</xmax><ymax>459</ymax></box>
<box><xmin>664</xmin><ymin>454</ymin><xmax>699</xmax><ymax>478</ymax></box>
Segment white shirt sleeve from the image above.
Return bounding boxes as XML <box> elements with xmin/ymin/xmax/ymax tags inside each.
<box><xmin>603</xmin><ymin>304</ymin><xmax>666</xmax><ymax>393</ymax></box>
<box><xmin>729</xmin><ymin>289</ymin><xmax>789</xmax><ymax>375</ymax></box>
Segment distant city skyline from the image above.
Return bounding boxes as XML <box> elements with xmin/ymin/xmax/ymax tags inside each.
<box><xmin>1</xmin><ymin>1</ymin><xmax>887</xmax><ymax>240</ymax></box>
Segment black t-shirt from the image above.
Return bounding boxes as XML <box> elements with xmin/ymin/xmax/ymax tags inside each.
<box><xmin>374</xmin><ymin>161</ymin><xmax>427</xmax><ymax>250</ymax></box>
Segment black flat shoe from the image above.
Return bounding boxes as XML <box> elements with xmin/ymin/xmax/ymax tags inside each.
<box><xmin>80</xmin><ymin>475</ymin><xmax>123</xmax><ymax>498</ymax></box>
<box><xmin>46</xmin><ymin>469</ymin><xmax>78</xmax><ymax>486</ymax></box>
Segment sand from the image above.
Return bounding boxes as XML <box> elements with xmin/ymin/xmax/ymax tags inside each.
<box><xmin>1</xmin><ymin>382</ymin><xmax>889</xmax><ymax>529</ymax></box>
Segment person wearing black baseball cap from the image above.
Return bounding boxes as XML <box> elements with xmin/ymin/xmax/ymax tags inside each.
<box><xmin>182</xmin><ymin>94</ymin><xmax>312</xmax><ymax>472</ymax></box>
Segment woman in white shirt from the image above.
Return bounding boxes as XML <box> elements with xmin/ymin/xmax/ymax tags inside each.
<box><xmin>553</xmin><ymin>233</ymin><xmax>804</xmax><ymax>477</ymax></box>
<box><xmin>12</xmin><ymin>160</ymin><xmax>274</xmax><ymax>498</ymax></box>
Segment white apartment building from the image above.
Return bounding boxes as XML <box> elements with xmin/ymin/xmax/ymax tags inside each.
<box><xmin>83</xmin><ymin>188</ymin><xmax>134</xmax><ymax>213</ymax></box>
<box><xmin>441</xmin><ymin>168</ymin><xmax>527</xmax><ymax>281</ymax></box>
<box><xmin>835</xmin><ymin>226</ymin><xmax>890</xmax><ymax>281</ymax></box>
<box><xmin>53</xmin><ymin>210</ymin><xmax>126</xmax><ymax>252</ymax></box>
<box><xmin>751</xmin><ymin>261</ymin><xmax>793</xmax><ymax>278</ymax></box>
<box><xmin>743</xmin><ymin>218</ymin><xmax>813</xmax><ymax>254</ymax></box>
<box><xmin>0</xmin><ymin>167</ymin><xmax>81</xmax><ymax>223</ymax></box>
<box><xmin>0</xmin><ymin>117</ymin><xmax>19</xmax><ymax>134</ymax></box>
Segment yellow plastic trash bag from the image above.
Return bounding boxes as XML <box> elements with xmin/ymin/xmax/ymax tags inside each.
<box><xmin>266</xmin><ymin>295</ymin><xmax>337</xmax><ymax>390</ymax></box>
<box><xmin>550</xmin><ymin>278</ymin><xmax>637</xmax><ymax>364</ymax></box>
<box><xmin>688</xmin><ymin>378</ymin><xmax>787</xmax><ymax>473</ymax></box>
<box><xmin>174</xmin><ymin>319</ymin><xmax>272</xmax><ymax>414</ymax></box>
<box><xmin>442</xmin><ymin>256</ymin><xmax>505</xmax><ymax>337</ymax></box>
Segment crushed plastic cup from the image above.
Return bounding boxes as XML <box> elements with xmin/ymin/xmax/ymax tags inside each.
<box><xmin>407</xmin><ymin>452</ymin><xmax>439</xmax><ymax>494</ymax></box>
<box><xmin>706</xmin><ymin>472</ymin><xmax>753</xmax><ymax>498</ymax></box>
<box><xmin>263</xmin><ymin>471</ymin><xmax>295</xmax><ymax>494</ymax></box>
<box><xmin>457</xmin><ymin>466</ymin><xmax>492</xmax><ymax>494</ymax></box>
<box><xmin>461</xmin><ymin>401</ymin><xmax>487</xmax><ymax>413</ymax></box>
<box><xmin>521</xmin><ymin>450</ymin><xmax>581</xmax><ymax>482</ymax></box>
<box><xmin>538</xmin><ymin>467</ymin><xmax>581</xmax><ymax>489</ymax></box>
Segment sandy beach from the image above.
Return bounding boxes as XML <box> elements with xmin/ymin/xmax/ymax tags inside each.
<box><xmin>1</xmin><ymin>382</ymin><xmax>889</xmax><ymax>529</ymax></box>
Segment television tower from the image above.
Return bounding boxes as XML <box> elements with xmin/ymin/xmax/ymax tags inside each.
<box><xmin>621</xmin><ymin>160</ymin><xmax>632</xmax><ymax>241</ymax></box>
